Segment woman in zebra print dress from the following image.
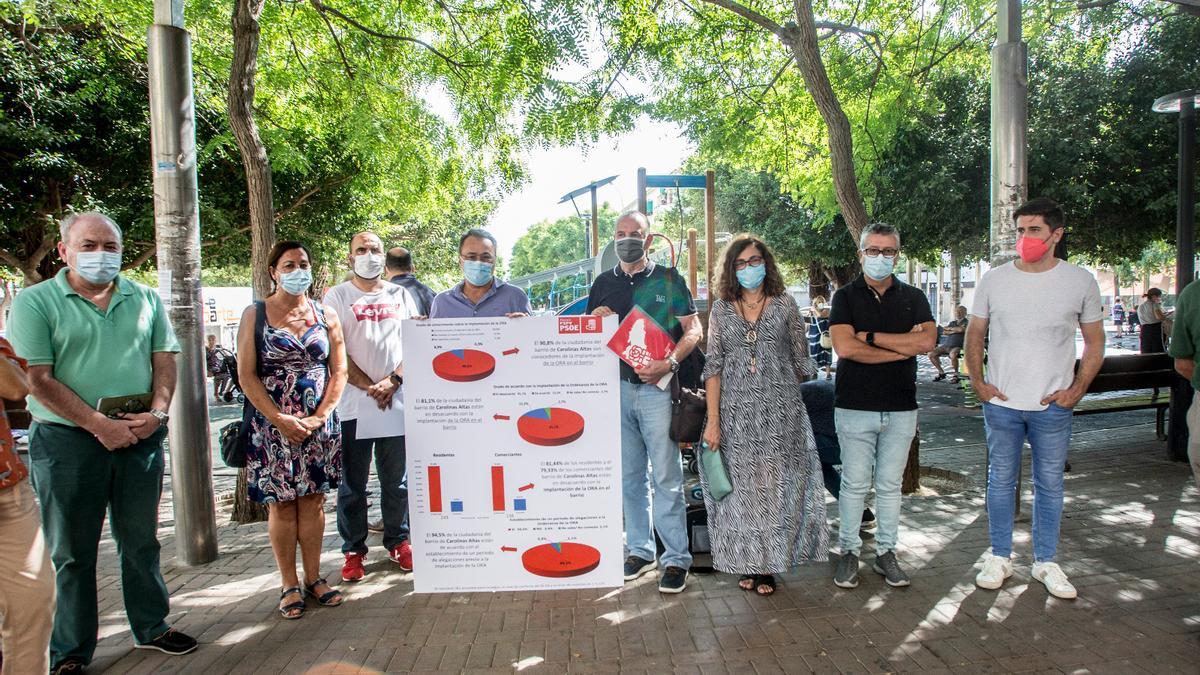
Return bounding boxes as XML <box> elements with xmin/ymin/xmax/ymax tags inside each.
<box><xmin>700</xmin><ymin>234</ymin><xmax>829</xmax><ymax>595</ymax></box>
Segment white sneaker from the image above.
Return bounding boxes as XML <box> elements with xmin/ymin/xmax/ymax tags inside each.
<box><xmin>1032</xmin><ymin>562</ymin><xmax>1077</xmax><ymax>599</ymax></box>
<box><xmin>975</xmin><ymin>555</ymin><xmax>1013</xmax><ymax>590</ymax></box>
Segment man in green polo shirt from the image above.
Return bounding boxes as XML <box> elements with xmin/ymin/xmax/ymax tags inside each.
<box><xmin>9</xmin><ymin>212</ymin><xmax>198</xmax><ymax>674</ymax></box>
<box><xmin>1170</xmin><ymin>280</ymin><xmax>1200</xmax><ymax>491</ymax></box>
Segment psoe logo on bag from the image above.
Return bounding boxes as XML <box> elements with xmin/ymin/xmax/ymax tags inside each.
<box><xmin>558</xmin><ymin>317</ymin><xmax>582</xmax><ymax>334</ymax></box>
<box><xmin>352</xmin><ymin>303</ymin><xmax>400</xmax><ymax>321</ymax></box>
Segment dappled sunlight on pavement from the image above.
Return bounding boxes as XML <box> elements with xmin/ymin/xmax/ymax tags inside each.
<box><xmin>85</xmin><ymin>382</ymin><xmax>1199</xmax><ymax>673</ymax></box>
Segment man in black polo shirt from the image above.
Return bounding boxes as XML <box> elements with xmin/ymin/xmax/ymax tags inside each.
<box><xmin>587</xmin><ymin>212</ymin><xmax>703</xmax><ymax>594</ymax></box>
<box><xmin>828</xmin><ymin>223</ymin><xmax>935</xmax><ymax>589</ymax></box>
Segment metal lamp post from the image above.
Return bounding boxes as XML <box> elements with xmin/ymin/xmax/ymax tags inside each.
<box><xmin>149</xmin><ymin>0</ymin><xmax>219</xmax><ymax>564</ymax></box>
<box><xmin>1154</xmin><ymin>89</ymin><xmax>1197</xmax><ymax>463</ymax></box>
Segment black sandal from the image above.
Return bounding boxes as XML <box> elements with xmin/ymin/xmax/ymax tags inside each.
<box><xmin>305</xmin><ymin>577</ymin><xmax>344</xmax><ymax>607</ymax></box>
<box><xmin>279</xmin><ymin>587</ymin><xmax>305</xmax><ymax>619</ymax></box>
<box><xmin>932</xmin><ymin>373</ymin><xmax>947</xmax><ymax>382</ymax></box>
<box><xmin>738</xmin><ymin>574</ymin><xmax>756</xmax><ymax>591</ymax></box>
<box><xmin>755</xmin><ymin>575</ymin><xmax>777</xmax><ymax>596</ymax></box>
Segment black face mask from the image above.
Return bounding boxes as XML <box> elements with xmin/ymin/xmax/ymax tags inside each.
<box><xmin>615</xmin><ymin>237</ymin><xmax>645</xmax><ymax>264</ymax></box>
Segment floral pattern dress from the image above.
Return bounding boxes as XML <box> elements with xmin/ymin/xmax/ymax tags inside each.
<box><xmin>246</xmin><ymin>300</ymin><xmax>341</xmax><ymax>503</ymax></box>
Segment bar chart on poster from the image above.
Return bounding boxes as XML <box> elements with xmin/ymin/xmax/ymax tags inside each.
<box><xmin>403</xmin><ymin>315</ymin><xmax>622</xmax><ymax>593</ymax></box>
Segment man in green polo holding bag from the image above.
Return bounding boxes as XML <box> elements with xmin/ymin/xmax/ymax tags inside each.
<box><xmin>9</xmin><ymin>212</ymin><xmax>197</xmax><ymax>674</ymax></box>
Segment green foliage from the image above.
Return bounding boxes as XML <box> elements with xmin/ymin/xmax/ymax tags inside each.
<box><xmin>509</xmin><ymin>203</ymin><xmax>620</xmax><ymax>278</ymax></box>
<box><xmin>706</xmin><ymin>165</ymin><xmax>855</xmax><ymax>275</ymax></box>
<box><xmin>0</xmin><ymin>14</ymin><xmax>154</xmax><ymax>280</ymax></box>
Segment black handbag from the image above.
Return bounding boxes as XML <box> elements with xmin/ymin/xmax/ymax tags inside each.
<box><xmin>220</xmin><ymin>301</ymin><xmax>265</xmax><ymax>468</ymax></box>
<box><xmin>669</xmin><ymin>376</ymin><xmax>707</xmax><ymax>444</ymax></box>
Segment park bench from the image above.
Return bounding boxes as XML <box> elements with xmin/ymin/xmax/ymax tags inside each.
<box><xmin>1072</xmin><ymin>353</ymin><xmax>1174</xmax><ymax>440</ymax></box>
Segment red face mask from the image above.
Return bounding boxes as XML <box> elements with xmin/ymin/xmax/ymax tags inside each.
<box><xmin>1016</xmin><ymin>234</ymin><xmax>1053</xmax><ymax>263</ymax></box>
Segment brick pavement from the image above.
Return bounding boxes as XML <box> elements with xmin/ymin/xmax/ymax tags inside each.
<box><xmin>81</xmin><ymin>383</ymin><xmax>1198</xmax><ymax>674</ymax></box>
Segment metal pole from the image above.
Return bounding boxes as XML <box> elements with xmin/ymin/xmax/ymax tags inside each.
<box><xmin>1169</xmin><ymin>93</ymin><xmax>1196</xmax><ymax>462</ymax></box>
<box><xmin>590</xmin><ymin>185</ymin><xmax>600</xmax><ymax>257</ymax></box>
<box><xmin>687</xmin><ymin>228</ymin><xmax>698</xmax><ymax>296</ymax></box>
<box><xmin>990</xmin><ymin>0</ymin><xmax>1027</xmax><ymax>265</ymax></box>
<box><xmin>637</xmin><ymin>167</ymin><xmax>648</xmax><ymax>215</ymax></box>
<box><xmin>704</xmin><ymin>170</ymin><xmax>716</xmax><ymax>297</ymax></box>
<box><xmin>1176</xmin><ymin>93</ymin><xmax>1195</xmax><ymax>291</ymax></box>
<box><xmin>149</xmin><ymin>4</ymin><xmax>218</xmax><ymax>565</ymax></box>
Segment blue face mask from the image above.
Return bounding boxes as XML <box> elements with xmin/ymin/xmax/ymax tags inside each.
<box><xmin>862</xmin><ymin>254</ymin><xmax>894</xmax><ymax>281</ymax></box>
<box><xmin>74</xmin><ymin>251</ymin><xmax>122</xmax><ymax>285</ymax></box>
<box><xmin>463</xmin><ymin>260</ymin><xmax>494</xmax><ymax>287</ymax></box>
<box><xmin>278</xmin><ymin>268</ymin><xmax>312</xmax><ymax>296</ymax></box>
<box><xmin>736</xmin><ymin>264</ymin><xmax>766</xmax><ymax>290</ymax></box>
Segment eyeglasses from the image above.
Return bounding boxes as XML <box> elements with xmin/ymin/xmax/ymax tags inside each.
<box><xmin>461</xmin><ymin>253</ymin><xmax>495</xmax><ymax>264</ymax></box>
<box><xmin>862</xmin><ymin>247</ymin><xmax>899</xmax><ymax>258</ymax></box>
<box><xmin>734</xmin><ymin>256</ymin><xmax>764</xmax><ymax>271</ymax></box>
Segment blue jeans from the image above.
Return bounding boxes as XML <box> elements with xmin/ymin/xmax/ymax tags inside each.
<box><xmin>337</xmin><ymin>420</ymin><xmax>409</xmax><ymax>554</ymax></box>
<box><xmin>835</xmin><ymin>408</ymin><xmax>917</xmax><ymax>555</ymax></box>
<box><xmin>620</xmin><ymin>380</ymin><xmax>691</xmax><ymax>569</ymax></box>
<box><xmin>982</xmin><ymin>402</ymin><xmax>1072</xmax><ymax>562</ymax></box>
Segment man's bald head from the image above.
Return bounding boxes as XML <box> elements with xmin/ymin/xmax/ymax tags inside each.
<box><xmin>386</xmin><ymin>246</ymin><xmax>414</xmax><ymax>274</ymax></box>
<box><xmin>349</xmin><ymin>231</ymin><xmax>383</xmax><ymax>254</ymax></box>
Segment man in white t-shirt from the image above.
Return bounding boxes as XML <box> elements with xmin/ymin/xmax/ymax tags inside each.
<box><xmin>966</xmin><ymin>198</ymin><xmax>1104</xmax><ymax>600</ymax></box>
<box><xmin>324</xmin><ymin>231</ymin><xmax>420</xmax><ymax>582</ymax></box>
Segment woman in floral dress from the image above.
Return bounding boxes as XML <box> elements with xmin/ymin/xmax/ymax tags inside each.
<box><xmin>238</xmin><ymin>241</ymin><xmax>348</xmax><ymax>619</ymax></box>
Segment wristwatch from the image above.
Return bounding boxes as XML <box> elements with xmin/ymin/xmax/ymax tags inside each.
<box><xmin>866</xmin><ymin>332</ymin><xmax>876</xmax><ymax>346</ymax></box>
<box><xmin>667</xmin><ymin>355</ymin><xmax>680</xmax><ymax>373</ymax></box>
<box><xmin>389</xmin><ymin>373</ymin><xmax>403</xmax><ymax>386</ymax></box>
<box><xmin>149</xmin><ymin>408</ymin><xmax>170</xmax><ymax>426</ymax></box>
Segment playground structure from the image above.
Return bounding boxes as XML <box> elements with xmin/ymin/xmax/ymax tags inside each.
<box><xmin>511</xmin><ymin>168</ymin><xmax>729</xmax><ymax>314</ymax></box>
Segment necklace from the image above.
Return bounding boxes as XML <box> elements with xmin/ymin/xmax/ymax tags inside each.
<box><xmin>736</xmin><ymin>300</ymin><xmax>762</xmax><ymax>375</ymax></box>
<box><xmin>741</xmin><ymin>291</ymin><xmax>764</xmax><ymax>309</ymax></box>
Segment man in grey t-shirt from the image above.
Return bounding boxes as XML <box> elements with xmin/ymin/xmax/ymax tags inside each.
<box><xmin>965</xmin><ymin>198</ymin><xmax>1104</xmax><ymax>601</ymax></box>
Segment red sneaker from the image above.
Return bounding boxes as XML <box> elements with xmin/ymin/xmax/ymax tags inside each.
<box><xmin>341</xmin><ymin>553</ymin><xmax>366</xmax><ymax>582</ymax></box>
<box><xmin>389</xmin><ymin>541</ymin><xmax>413</xmax><ymax>572</ymax></box>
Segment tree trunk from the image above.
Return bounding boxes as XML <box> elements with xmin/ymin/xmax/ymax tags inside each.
<box><xmin>827</xmin><ymin>260</ymin><xmax>860</xmax><ymax>288</ymax></box>
<box><xmin>229</xmin><ymin>0</ymin><xmax>276</xmax><ymax>301</ymax></box>
<box><xmin>950</xmin><ymin>249</ymin><xmax>961</xmax><ymax>310</ymax></box>
<box><xmin>784</xmin><ymin>0</ymin><xmax>870</xmax><ymax>244</ymax></box>
<box><xmin>808</xmin><ymin>261</ymin><xmax>831</xmax><ymax>300</ymax></box>
<box><xmin>901</xmin><ymin>425</ymin><xmax>921</xmax><ymax>494</ymax></box>
<box><xmin>228</xmin><ymin>0</ymin><xmax>274</xmax><ymax>524</ymax></box>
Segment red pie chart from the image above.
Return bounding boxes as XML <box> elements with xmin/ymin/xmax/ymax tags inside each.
<box><xmin>517</xmin><ymin>407</ymin><xmax>585</xmax><ymax>446</ymax></box>
<box><xmin>432</xmin><ymin>349</ymin><xmax>496</xmax><ymax>382</ymax></box>
<box><xmin>521</xmin><ymin>542</ymin><xmax>601</xmax><ymax>578</ymax></box>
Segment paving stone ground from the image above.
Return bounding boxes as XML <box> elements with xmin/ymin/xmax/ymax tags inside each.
<box><xmin>82</xmin><ymin>361</ymin><xmax>1199</xmax><ymax>674</ymax></box>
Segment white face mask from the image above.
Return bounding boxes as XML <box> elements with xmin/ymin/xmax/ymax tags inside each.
<box><xmin>73</xmin><ymin>251</ymin><xmax>122</xmax><ymax>285</ymax></box>
<box><xmin>353</xmin><ymin>253</ymin><xmax>384</xmax><ymax>279</ymax></box>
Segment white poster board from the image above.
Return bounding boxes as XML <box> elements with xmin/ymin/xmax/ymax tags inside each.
<box><xmin>402</xmin><ymin>315</ymin><xmax>622</xmax><ymax>593</ymax></box>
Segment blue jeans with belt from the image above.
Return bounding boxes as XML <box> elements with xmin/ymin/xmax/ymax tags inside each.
<box><xmin>835</xmin><ymin>408</ymin><xmax>918</xmax><ymax>556</ymax></box>
<box><xmin>620</xmin><ymin>380</ymin><xmax>691</xmax><ymax>570</ymax></box>
<box><xmin>982</xmin><ymin>402</ymin><xmax>1072</xmax><ymax>562</ymax></box>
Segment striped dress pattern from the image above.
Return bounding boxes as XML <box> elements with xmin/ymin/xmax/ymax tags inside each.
<box><xmin>700</xmin><ymin>295</ymin><xmax>830</xmax><ymax>574</ymax></box>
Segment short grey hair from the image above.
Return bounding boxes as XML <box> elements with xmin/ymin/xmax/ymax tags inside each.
<box><xmin>60</xmin><ymin>211</ymin><xmax>123</xmax><ymax>244</ymax></box>
<box><xmin>859</xmin><ymin>222</ymin><xmax>900</xmax><ymax>250</ymax></box>
<box><xmin>615</xmin><ymin>211</ymin><xmax>650</xmax><ymax>232</ymax></box>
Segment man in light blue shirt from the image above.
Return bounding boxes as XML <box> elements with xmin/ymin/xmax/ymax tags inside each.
<box><xmin>429</xmin><ymin>229</ymin><xmax>531</xmax><ymax>319</ymax></box>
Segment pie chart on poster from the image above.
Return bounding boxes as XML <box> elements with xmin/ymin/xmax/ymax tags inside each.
<box><xmin>522</xmin><ymin>542</ymin><xmax>601</xmax><ymax>578</ymax></box>
<box><xmin>517</xmin><ymin>407</ymin><xmax>585</xmax><ymax>446</ymax></box>
<box><xmin>432</xmin><ymin>349</ymin><xmax>496</xmax><ymax>382</ymax></box>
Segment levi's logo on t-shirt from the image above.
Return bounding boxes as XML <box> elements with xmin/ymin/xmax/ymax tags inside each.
<box><xmin>352</xmin><ymin>303</ymin><xmax>401</xmax><ymax>322</ymax></box>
